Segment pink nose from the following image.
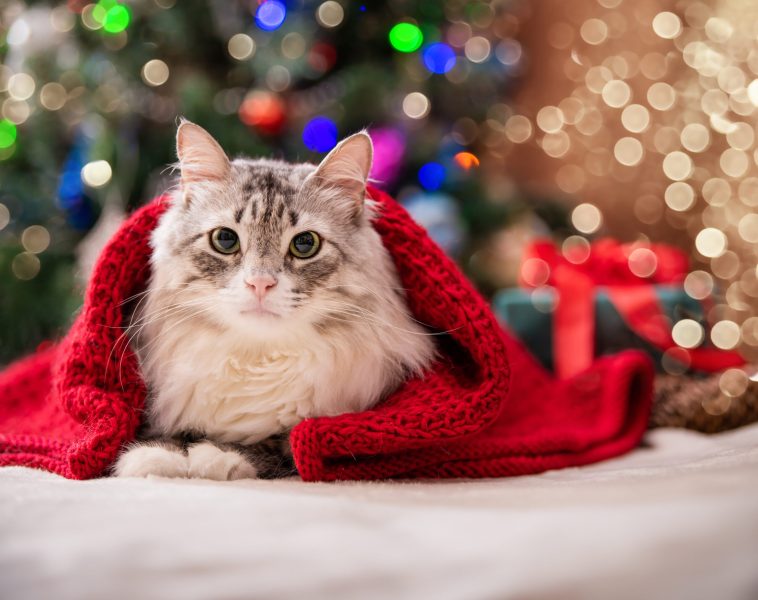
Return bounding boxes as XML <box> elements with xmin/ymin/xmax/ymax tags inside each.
<box><xmin>246</xmin><ymin>274</ymin><xmax>277</xmax><ymax>300</ymax></box>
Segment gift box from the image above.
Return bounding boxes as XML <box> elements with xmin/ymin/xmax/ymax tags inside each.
<box><xmin>494</xmin><ymin>285</ymin><xmax>703</xmax><ymax>373</ymax></box>
<box><xmin>494</xmin><ymin>238</ymin><xmax>745</xmax><ymax>378</ymax></box>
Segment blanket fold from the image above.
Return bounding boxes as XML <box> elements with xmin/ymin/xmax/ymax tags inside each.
<box><xmin>0</xmin><ymin>188</ymin><xmax>653</xmax><ymax>480</ymax></box>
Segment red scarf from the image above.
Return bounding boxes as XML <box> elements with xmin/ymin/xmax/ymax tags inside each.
<box><xmin>0</xmin><ymin>188</ymin><xmax>653</xmax><ymax>480</ymax></box>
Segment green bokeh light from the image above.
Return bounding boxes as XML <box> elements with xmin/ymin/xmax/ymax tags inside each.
<box><xmin>389</xmin><ymin>23</ymin><xmax>423</xmax><ymax>53</ymax></box>
<box><xmin>92</xmin><ymin>0</ymin><xmax>118</xmax><ymax>24</ymax></box>
<box><xmin>102</xmin><ymin>4</ymin><xmax>131</xmax><ymax>34</ymax></box>
<box><xmin>0</xmin><ymin>119</ymin><xmax>18</xmax><ymax>149</ymax></box>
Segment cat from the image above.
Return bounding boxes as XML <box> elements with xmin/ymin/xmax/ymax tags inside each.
<box><xmin>113</xmin><ymin>121</ymin><xmax>436</xmax><ymax>480</ymax></box>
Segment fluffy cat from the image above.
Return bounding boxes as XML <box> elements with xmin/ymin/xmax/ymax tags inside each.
<box><xmin>114</xmin><ymin>121</ymin><xmax>436</xmax><ymax>480</ymax></box>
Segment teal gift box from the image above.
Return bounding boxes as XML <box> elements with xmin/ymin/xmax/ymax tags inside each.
<box><xmin>492</xmin><ymin>285</ymin><xmax>704</xmax><ymax>373</ymax></box>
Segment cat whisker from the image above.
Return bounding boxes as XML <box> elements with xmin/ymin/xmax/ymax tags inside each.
<box><xmin>117</xmin><ymin>301</ymin><xmax>217</xmax><ymax>389</ymax></box>
<box><xmin>319</xmin><ymin>283</ymin><xmax>438</xmax><ymax>330</ymax></box>
<box><xmin>118</xmin><ymin>282</ymin><xmax>199</xmax><ymax>308</ymax></box>
<box><xmin>315</xmin><ymin>300</ymin><xmax>460</xmax><ymax>337</ymax></box>
<box><xmin>106</xmin><ymin>298</ymin><xmax>214</xmax><ymax>385</ymax></box>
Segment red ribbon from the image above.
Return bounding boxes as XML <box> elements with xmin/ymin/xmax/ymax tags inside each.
<box><xmin>520</xmin><ymin>239</ymin><xmax>745</xmax><ymax>379</ymax></box>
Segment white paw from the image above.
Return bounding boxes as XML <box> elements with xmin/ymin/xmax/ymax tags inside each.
<box><xmin>186</xmin><ymin>442</ymin><xmax>258</xmax><ymax>481</ymax></box>
<box><xmin>113</xmin><ymin>444</ymin><xmax>188</xmax><ymax>478</ymax></box>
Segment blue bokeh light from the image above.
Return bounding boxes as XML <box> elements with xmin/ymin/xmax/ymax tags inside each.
<box><xmin>418</xmin><ymin>162</ymin><xmax>446</xmax><ymax>191</ymax></box>
<box><xmin>422</xmin><ymin>43</ymin><xmax>456</xmax><ymax>74</ymax></box>
<box><xmin>302</xmin><ymin>117</ymin><xmax>338</xmax><ymax>152</ymax></box>
<box><xmin>255</xmin><ymin>0</ymin><xmax>287</xmax><ymax>31</ymax></box>
<box><xmin>57</xmin><ymin>142</ymin><xmax>96</xmax><ymax>230</ymax></box>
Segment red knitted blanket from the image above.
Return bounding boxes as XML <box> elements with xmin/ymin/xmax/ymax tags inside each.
<box><xmin>0</xmin><ymin>188</ymin><xmax>653</xmax><ymax>480</ymax></box>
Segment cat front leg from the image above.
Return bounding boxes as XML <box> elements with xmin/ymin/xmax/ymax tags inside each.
<box><xmin>186</xmin><ymin>441</ymin><xmax>259</xmax><ymax>481</ymax></box>
<box><xmin>185</xmin><ymin>436</ymin><xmax>296</xmax><ymax>481</ymax></box>
<box><xmin>113</xmin><ymin>440</ymin><xmax>188</xmax><ymax>478</ymax></box>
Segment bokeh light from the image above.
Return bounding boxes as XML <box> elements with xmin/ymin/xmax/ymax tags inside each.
<box><xmin>684</xmin><ymin>271</ymin><xmax>714</xmax><ymax>300</ymax></box>
<box><xmin>317</xmin><ymin>2</ymin><xmax>344</xmax><ymax>29</ymax></box>
<box><xmin>664</xmin><ymin>182</ymin><xmax>695</xmax><ymax>212</ymax></box>
<box><xmin>672</xmin><ymin>319</ymin><xmax>705</xmax><ymax>349</ymax></box>
<box><xmin>302</xmin><ymin>117</ymin><xmax>338</xmax><ymax>152</ymax></box>
<box><xmin>11</xmin><ymin>252</ymin><xmax>40</xmax><ymax>281</ymax></box>
<box><xmin>0</xmin><ymin>204</ymin><xmax>9</xmax><ymax>230</ymax></box>
<box><xmin>141</xmin><ymin>60</ymin><xmax>170</xmax><ymax>87</ymax></box>
<box><xmin>402</xmin><ymin>92</ymin><xmax>430</xmax><ymax>119</ymax></box>
<box><xmin>418</xmin><ymin>162</ymin><xmax>446</xmax><ymax>191</ymax></box>
<box><xmin>21</xmin><ymin>226</ymin><xmax>51</xmax><ymax>254</ymax></box>
<box><xmin>39</xmin><ymin>83</ymin><xmax>67</xmax><ymax>111</ymax></box>
<box><xmin>228</xmin><ymin>34</ymin><xmax>255</xmax><ymax>60</ymax></box>
<box><xmin>652</xmin><ymin>12</ymin><xmax>681</xmax><ymax>39</ymax></box>
<box><xmin>719</xmin><ymin>369</ymin><xmax>749</xmax><ymax>398</ymax></box>
<box><xmin>389</xmin><ymin>23</ymin><xmax>423</xmax><ymax>53</ymax></box>
<box><xmin>101</xmin><ymin>3</ymin><xmax>131</xmax><ymax>34</ymax></box>
<box><xmin>7</xmin><ymin>73</ymin><xmax>35</xmax><ymax>101</ymax></box>
<box><xmin>695</xmin><ymin>228</ymin><xmax>727</xmax><ymax>258</ymax></box>
<box><xmin>0</xmin><ymin>119</ymin><xmax>17</xmax><ymax>149</ymax></box>
<box><xmin>571</xmin><ymin>203</ymin><xmax>602</xmax><ymax>234</ymax></box>
<box><xmin>628</xmin><ymin>248</ymin><xmax>657</xmax><ymax>278</ymax></box>
<box><xmin>423</xmin><ymin>43</ymin><xmax>456</xmax><ymax>74</ymax></box>
<box><xmin>711</xmin><ymin>320</ymin><xmax>741</xmax><ymax>350</ymax></box>
<box><xmin>81</xmin><ymin>160</ymin><xmax>113</xmax><ymax>188</ymax></box>
<box><xmin>239</xmin><ymin>91</ymin><xmax>286</xmax><ymax>135</ymax></box>
<box><xmin>454</xmin><ymin>152</ymin><xmax>480</xmax><ymax>170</ymax></box>
<box><xmin>255</xmin><ymin>0</ymin><xmax>287</xmax><ymax>32</ymax></box>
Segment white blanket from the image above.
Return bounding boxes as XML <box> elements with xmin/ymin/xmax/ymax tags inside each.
<box><xmin>2</xmin><ymin>424</ymin><xmax>758</xmax><ymax>600</ymax></box>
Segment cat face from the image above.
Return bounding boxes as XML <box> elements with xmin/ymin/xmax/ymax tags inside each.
<box><xmin>150</xmin><ymin>121</ymin><xmax>379</xmax><ymax>338</ymax></box>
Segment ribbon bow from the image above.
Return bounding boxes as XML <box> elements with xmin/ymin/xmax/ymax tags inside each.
<box><xmin>521</xmin><ymin>238</ymin><xmax>745</xmax><ymax>379</ymax></box>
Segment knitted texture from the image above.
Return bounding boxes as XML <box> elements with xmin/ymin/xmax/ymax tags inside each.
<box><xmin>0</xmin><ymin>188</ymin><xmax>654</xmax><ymax>481</ymax></box>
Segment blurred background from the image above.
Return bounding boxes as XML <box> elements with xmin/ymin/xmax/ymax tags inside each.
<box><xmin>0</xmin><ymin>0</ymin><xmax>757</xmax><ymax>384</ymax></box>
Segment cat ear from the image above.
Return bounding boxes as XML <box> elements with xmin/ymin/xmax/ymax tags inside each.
<box><xmin>176</xmin><ymin>120</ymin><xmax>230</xmax><ymax>187</ymax></box>
<box><xmin>309</xmin><ymin>132</ymin><xmax>373</xmax><ymax>215</ymax></box>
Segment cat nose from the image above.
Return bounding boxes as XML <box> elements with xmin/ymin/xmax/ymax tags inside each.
<box><xmin>245</xmin><ymin>274</ymin><xmax>278</xmax><ymax>300</ymax></box>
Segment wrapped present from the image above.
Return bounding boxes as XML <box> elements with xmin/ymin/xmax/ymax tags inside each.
<box><xmin>494</xmin><ymin>238</ymin><xmax>745</xmax><ymax>378</ymax></box>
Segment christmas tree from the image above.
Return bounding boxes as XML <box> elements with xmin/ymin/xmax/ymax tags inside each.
<box><xmin>0</xmin><ymin>0</ymin><xmax>541</xmax><ymax>363</ymax></box>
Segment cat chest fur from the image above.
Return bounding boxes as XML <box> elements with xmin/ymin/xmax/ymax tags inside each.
<box><xmin>144</xmin><ymin>328</ymin><xmax>391</xmax><ymax>446</ymax></box>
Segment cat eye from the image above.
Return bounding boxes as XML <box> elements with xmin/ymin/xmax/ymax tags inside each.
<box><xmin>210</xmin><ymin>227</ymin><xmax>240</xmax><ymax>254</ymax></box>
<box><xmin>289</xmin><ymin>231</ymin><xmax>321</xmax><ymax>259</ymax></box>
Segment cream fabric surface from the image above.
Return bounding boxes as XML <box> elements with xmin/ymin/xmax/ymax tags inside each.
<box><xmin>2</xmin><ymin>424</ymin><xmax>758</xmax><ymax>600</ymax></box>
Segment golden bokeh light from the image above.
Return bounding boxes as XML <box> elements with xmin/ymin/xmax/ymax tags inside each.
<box><xmin>81</xmin><ymin>160</ymin><xmax>113</xmax><ymax>188</ymax></box>
<box><xmin>11</xmin><ymin>252</ymin><xmax>40</xmax><ymax>281</ymax></box>
<box><xmin>620</xmin><ymin>104</ymin><xmax>650</xmax><ymax>133</ymax></box>
<box><xmin>647</xmin><ymin>82</ymin><xmax>676</xmax><ymax>110</ymax></box>
<box><xmin>628</xmin><ymin>247</ymin><xmax>657</xmax><ymax>278</ymax></box>
<box><xmin>614</xmin><ymin>137</ymin><xmax>644</xmax><ymax>166</ymax></box>
<box><xmin>719</xmin><ymin>368</ymin><xmax>749</xmax><ymax>398</ymax></box>
<box><xmin>602</xmin><ymin>79</ymin><xmax>631</xmax><ymax>108</ymax></box>
<box><xmin>672</xmin><ymin>319</ymin><xmax>705</xmax><ymax>349</ymax></box>
<box><xmin>695</xmin><ymin>227</ymin><xmax>727</xmax><ymax>258</ymax></box>
<box><xmin>711</xmin><ymin>320</ymin><xmax>741</xmax><ymax>350</ymax></box>
<box><xmin>664</xmin><ymin>182</ymin><xmax>695</xmax><ymax>211</ymax></box>
<box><xmin>580</xmin><ymin>18</ymin><xmax>608</xmax><ymax>45</ymax></box>
<box><xmin>680</xmin><ymin>123</ymin><xmax>710</xmax><ymax>152</ymax></box>
<box><xmin>662</xmin><ymin>151</ymin><xmax>693</xmax><ymax>181</ymax></box>
<box><xmin>536</xmin><ymin>106</ymin><xmax>564</xmax><ymax>133</ymax></box>
<box><xmin>505</xmin><ymin>115</ymin><xmax>532</xmax><ymax>143</ymax></box>
<box><xmin>402</xmin><ymin>92</ymin><xmax>430</xmax><ymax>119</ymax></box>
<box><xmin>562</xmin><ymin>235</ymin><xmax>591</xmax><ymax>264</ymax></box>
<box><xmin>652</xmin><ymin>12</ymin><xmax>682</xmax><ymax>39</ymax></box>
<box><xmin>141</xmin><ymin>59</ymin><xmax>170</xmax><ymax>87</ymax></box>
<box><xmin>21</xmin><ymin>225</ymin><xmax>50</xmax><ymax>254</ymax></box>
<box><xmin>571</xmin><ymin>203</ymin><xmax>602</xmax><ymax>234</ymax></box>
<box><xmin>228</xmin><ymin>34</ymin><xmax>255</xmax><ymax>60</ymax></box>
<box><xmin>684</xmin><ymin>270</ymin><xmax>714</xmax><ymax>300</ymax></box>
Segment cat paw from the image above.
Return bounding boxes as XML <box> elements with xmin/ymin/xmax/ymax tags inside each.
<box><xmin>113</xmin><ymin>444</ymin><xmax>188</xmax><ymax>478</ymax></box>
<box><xmin>186</xmin><ymin>442</ymin><xmax>258</xmax><ymax>481</ymax></box>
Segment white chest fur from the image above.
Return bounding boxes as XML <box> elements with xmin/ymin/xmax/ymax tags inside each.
<box><xmin>141</xmin><ymin>322</ymin><xmax>396</xmax><ymax>445</ymax></box>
